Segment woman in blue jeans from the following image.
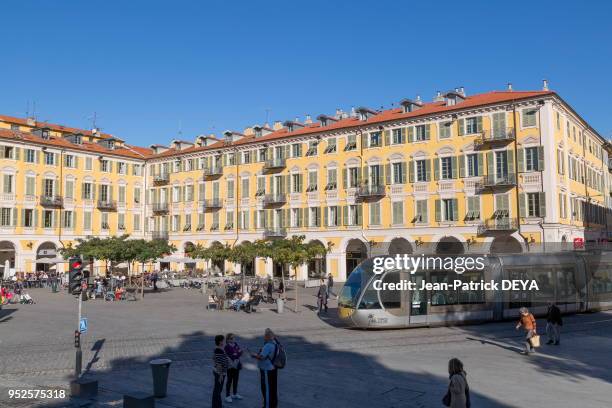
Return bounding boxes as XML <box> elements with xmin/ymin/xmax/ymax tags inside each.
<box><xmin>212</xmin><ymin>335</ymin><xmax>229</xmax><ymax>408</ymax></box>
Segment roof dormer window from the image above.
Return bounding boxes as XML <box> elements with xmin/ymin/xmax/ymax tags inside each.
<box><xmin>400</xmin><ymin>98</ymin><xmax>423</xmax><ymax>114</ymax></box>
<box><xmin>42</xmin><ymin>129</ymin><xmax>50</xmax><ymax>140</ymax></box>
<box><xmin>356</xmin><ymin>107</ymin><xmax>378</xmax><ymax>121</ymax></box>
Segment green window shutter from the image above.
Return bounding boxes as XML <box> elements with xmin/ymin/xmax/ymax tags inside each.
<box><xmin>408</xmin><ymin>160</ymin><xmax>415</xmax><ymax>183</ymax></box>
<box><xmin>507</xmin><ymin>149</ymin><xmax>515</xmax><ymax>175</ymax></box>
<box><xmin>383</xmin><ymin>130</ymin><xmax>390</xmax><ymax>146</ymax></box>
<box><xmin>357</xmin><ymin>204</ymin><xmax>362</xmax><ymax>225</ymax></box>
<box><xmin>385</xmin><ymin>163</ymin><xmax>391</xmax><ymax>185</ymax></box>
<box><xmin>452</xmin><ymin>199</ymin><xmax>459</xmax><ymax>221</ymax></box>
<box><xmin>284</xmin><ymin>145</ymin><xmax>290</xmax><ymax>159</ymax></box>
<box><xmin>408</xmin><ymin>127</ymin><xmax>414</xmax><ymax>142</ymax></box>
<box><xmin>12</xmin><ymin>208</ymin><xmax>17</xmax><ymax>226</ymax></box>
<box><xmin>538</xmin><ymin>192</ymin><xmax>546</xmax><ymax>217</ymax></box>
<box><xmin>458</xmin><ymin>119</ymin><xmax>465</xmax><ymax>136</ymax></box>
<box><xmin>425</xmin><ymin>159</ymin><xmax>431</xmax><ymax>182</ymax></box>
<box><xmin>537</xmin><ymin>146</ymin><xmax>545</xmax><ymax>171</ymax></box>
<box><xmin>362</xmin><ymin>166</ymin><xmax>369</xmax><ymax>185</ymax></box>
<box><xmin>342</xmin><ymin>205</ymin><xmax>348</xmax><ymax>226</ymax></box>
<box><xmin>361</xmin><ymin>133</ymin><xmax>368</xmax><ymax>148</ymax></box>
<box><xmin>425</xmin><ymin>124</ymin><xmax>431</xmax><ymax>140</ymax></box>
<box><xmin>451</xmin><ymin>156</ymin><xmax>458</xmax><ymax>179</ymax></box>
<box><xmin>316</xmin><ymin>207</ymin><xmax>322</xmax><ymax>227</ymax></box>
<box><xmin>517</xmin><ymin>148</ymin><xmax>524</xmax><ymax>172</ymax></box>
<box><xmin>459</xmin><ymin>155</ymin><xmax>466</xmax><ymax>178</ymax></box>
<box><xmin>304</xmin><ymin>207</ymin><xmax>310</xmax><ymax>227</ymax></box>
<box><xmin>400</xmin><ymin>162</ymin><xmax>407</xmax><ymax>184</ymax></box>
<box><xmin>324</xmin><ymin>206</ymin><xmax>328</xmax><ymax>227</ymax></box>
<box><xmin>342</xmin><ymin>168</ymin><xmax>348</xmax><ymax>190</ymax></box>
<box><xmin>486</xmin><ymin>152</ymin><xmax>494</xmax><ymax>176</ymax></box>
<box><xmin>476</xmin><ymin>116</ymin><xmax>483</xmax><ymax>133</ymax></box>
<box><xmin>434</xmin><ymin>200</ymin><xmax>441</xmax><ymax>222</ymax></box>
<box><xmin>433</xmin><ymin>158</ymin><xmax>440</xmax><ymax>180</ymax></box>
<box><xmin>477</xmin><ymin>153</ymin><xmax>484</xmax><ymax>176</ymax></box>
<box><xmin>519</xmin><ymin>193</ymin><xmax>526</xmax><ymax>217</ymax></box>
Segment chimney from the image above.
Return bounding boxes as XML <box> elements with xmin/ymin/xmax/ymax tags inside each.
<box><xmin>304</xmin><ymin>114</ymin><xmax>312</xmax><ymax>124</ymax></box>
<box><xmin>507</xmin><ymin>83</ymin><xmax>513</xmax><ymax>91</ymax></box>
<box><xmin>542</xmin><ymin>79</ymin><xmax>549</xmax><ymax>91</ymax></box>
<box><xmin>294</xmin><ymin>116</ymin><xmax>300</xmax><ymax>123</ymax></box>
<box><xmin>335</xmin><ymin>108</ymin><xmax>343</xmax><ymax>119</ymax></box>
<box><xmin>459</xmin><ymin>86</ymin><xmax>465</xmax><ymax>96</ymax></box>
<box><xmin>416</xmin><ymin>95</ymin><xmax>421</xmax><ymax>103</ymax></box>
<box><xmin>433</xmin><ymin>91</ymin><xmax>444</xmax><ymax>102</ymax></box>
<box><xmin>273</xmin><ymin>121</ymin><xmax>283</xmax><ymax>130</ymax></box>
<box><xmin>350</xmin><ymin>106</ymin><xmax>357</xmax><ymax>118</ymax></box>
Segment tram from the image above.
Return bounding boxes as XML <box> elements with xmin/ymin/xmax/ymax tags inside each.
<box><xmin>337</xmin><ymin>251</ymin><xmax>612</xmax><ymax>329</ymax></box>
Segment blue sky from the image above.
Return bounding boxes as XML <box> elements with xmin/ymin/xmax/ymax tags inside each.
<box><xmin>1</xmin><ymin>0</ymin><xmax>610</xmax><ymax>146</ymax></box>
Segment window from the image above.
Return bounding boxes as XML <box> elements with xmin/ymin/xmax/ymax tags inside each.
<box><xmin>556</xmin><ymin>112</ymin><xmax>561</xmax><ymax>130</ymax></box>
<box><xmin>439</xmin><ymin>122</ymin><xmax>451</xmax><ymax>139</ymax></box>
<box><xmin>495</xmin><ymin>151</ymin><xmax>508</xmax><ymax>178</ymax></box>
<box><xmin>525</xmin><ymin>147</ymin><xmax>539</xmax><ymax>171</ymax></box>
<box><xmin>392</xmin><ymin>128</ymin><xmax>405</xmax><ymax>144</ymax></box>
<box><xmin>415</xmin><ymin>125</ymin><xmax>429</xmax><ymax>141</ymax></box>
<box><xmin>291</xmin><ymin>173</ymin><xmax>302</xmax><ymax>193</ymax></box>
<box><xmin>225</xmin><ymin>211</ymin><xmax>234</xmax><ymax>229</ymax></box>
<box><xmin>327</xmin><ymin>206</ymin><xmax>339</xmax><ymax>227</ymax></box>
<box><xmin>324</xmin><ymin>138</ymin><xmax>337</xmax><ymax>153</ymax></box>
<box><xmin>118</xmin><ymin>185</ymin><xmax>126</xmax><ymax>203</ymax></box>
<box><xmin>241</xmin><ymin>178</ymin><xmax>249</xmax><ymax>197</ymax></box>
<box><xmin>100</xmin><ymin>213</ymin><xmax>109</xmax><ymax>230</ymax></box>
<box><xmin>305</xmin><ymin>142</ymin><xmax>318</xmax><ymax>156</ymax></box>
<box><xmin>256</xmin><ymin>177</ymin><xmax>265</xmax><ymax>195</ymax></box>
<box><xmin>65</xmin><ymin>180</ymin><xmax>74</xmax><ymax>199</ymax></box>
<box><xmin>100</xmin><ymin>160</ymin><xmax>109</xmax><ymax>172</ymax></box>
<box><xmin>369</xmin><ymin>202</ymin><xmax>380</xmax><ymax>225</ymax></box>
<box><xmin>416</xmin><ymin>160</ymin><xmax>427</xmax><ymax>182</ymax></box>
<box><xmin>415</xmin><ymin>200</ymin><xmax>428</xmax><ymax>223</ymax></box>
<box><xmin>258</xmin><ymin>148</ymin><xmax>267</xmax><ymax>162</ymax></box>
<box><xmin>64</xmin><ymin>155</ymin><xmax>75</xmax><ymax>168</ymax></box>
<box><xmin>239</xmin><ymin>211</ymin><xmax>249</xmax><ymax>230</ymax></box>
<box><xmin>522</xmin><ymin>108</ymin><xmax>537</xmax><ymax>127</ymax></box>
<box><xmin>436</xmin><ymin>199</ymin><xmax>458</xmax><ymax>222</ymax></box>
<box><xmin>348</xmin><ymin>167</ymin><xmax>359</xmax><ymax>188</ymax></box>
<box><xmin>392</xmin><ymin>201</ymin><xmax>404</xmax><ymax>225</ymax></box>
<box><xmin>440</xmin><ymin>157</ymin><xmax>453</xmax><ymax>179</ymax></box>
<box><xmin>369</xmin><ymin>132</ymin><xmax>381</xmax><ymax>147</ymax></box>
<box><xmin>291</xmin><ymin>143</ymin><xmax>302</xmax><ymax>157</ymax></box>
<box><xmin>345</xmin><ymin>204</ymin><xmax>360</xmax><ymax>226</ymax></box>
<box><xmin>227</xmin><ymin>153</ymin><xmax>236</xmax><ymax>166</ymax></box>
<box><xmin>556</xmin><ymin>149</ymin><xmax>565</xmax><ymax>175</ymax></box>
<box><xmin>467</xmin><ymin>154</ymin><xmax>479</xmax><ymax>177</ymax></box>
<box><xmin>526</xmin><ymin>193</ymin><xmax>543</xmax><ymax>217</ymax></box>
<box><xmin>63</xmin><ymin>211</ymin><xmax>74</xmax><ymax>229</ymax></box>
<box><xmin>85</xmin><ymin>157</ymin><xmax>93</xmax><ymax>170</ymax></box>
<box><xmin>369</xmin><ymin>165</ymin><xmax>382</xmax><ymax>186</ymax></box>
<box><xmin>26</xmin><ymin>176</ymin><xmax>35</xmax><ymax>196</ymax></box>
<box><xmin>133</xmin><ymin>213</ymin><xmax>141</xmax><ymax>231</ymax></box>
<box><xmin>134</xmin><ymin>187</ymin><xmax>141</xmax><ymax>203</ymax></box>
<box><xmin>257</xmin><ymin>210</ymin><xmax>265</xmax><ymax>228</ymax></box>
<box><xmin>2</xmin><ymin>174</ymin><xmax>13</xmax><ymax>194</ymax></box>
<box><xmin>326</xmin><ymin>169</ymin><xmax>337</xmax><ymax>190</ymax></box>
<box><xmin>44</xmin><ymin>179</ymin><xmax>54</xmax><ymax>197</ymax></box>
<box><xmin>25</xmin><ymin>149</ymin><xmax>36</xmax><ymax>163</ymax></box>
<box><xmin>100</xmin><ymin>185</ymin><xmax>110</xmax><ymax>202</ymax></box>
<box><xmin>466</xmin><ymin>196</ymin><xmax>480</xmax><ymax>220</ymax></box>
<box><xmin>44</xmin><ymin>152</ymin><xmax>56</xmax><ymax>166</ymax></box>
<box><xmin>345</xmin><ymin>135</ymin><xmax>357</xmax><ymax>151</ymax></box>
<box><xmin>227</xmin><ymin>180</ymin><xmax>235</xmax><ymax>199</ymax></box>
<box><xmin>84</xmin><ymin>211</ymin><xmax>92</xmax><ymax>230</ymax></box>
<box><xmin>23</xmin><ymin>209</ymin><xmax>34</xmax><ymax>228</ymax></box>
<box><xmin>0</xmin><ymin>208</ymin><xmax>12</xmax><ymax>227</ymax></box>
<box><xmin>309</xmin><ymin>207</ymin><xmax>320</xmax><ymax>227</ymax></box>
<box><xmin>82</xmin><ymin>183</ymin><xmax>92</xmax><ymax>200</ymax></box>
<box><xmin>242</xmin><ymin>151</ymin><xmax>251</xmax><ymax>164</ymax></box>
<box><xmin>2</xmin><ymin>146</ymin><xmax>14</xmax><ymax>159</ymax></box>
<box><xmin>117</xmin><ymin>162</ymin><xmax>127</xmax><ymax>174</ymax></box>
<box><xmin>43</xmin><ymin>210</ymin><xmax>54</xmax><ymax>228</ymax></box>
<box><xmin>307</xmin><ymin>171</ymin><xmax>318</xmax><ymax>191</ymax></box>
<box><xmin>392</xmin><ymin>162</ymin><xmax>405</xmax><ymax>184</ymax></box>
<box><xmin>464</xmin><ymin>117</ymin><xmax>482</xmax><ymax>134</ymax></box>
<box><xmin>559</xmin><ymin>193</ymin><xmax>567</xmax><ymax>219</ymax></box>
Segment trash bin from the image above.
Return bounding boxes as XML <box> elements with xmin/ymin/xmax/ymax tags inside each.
<box><xmin>150</xmin><ymin>358</ymin><xmax>172</xmax><ymax>398</ymax></box>
<box><xmin>277</xmin><ymin>298</ymin><xmax>284</xmax><ymax>314</ymax></box>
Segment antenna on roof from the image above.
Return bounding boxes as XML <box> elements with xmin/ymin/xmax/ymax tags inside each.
<box><xmin>265</xmin><ymin>108</ymin><xmax>271</xmax><ymax>125</ymax></box>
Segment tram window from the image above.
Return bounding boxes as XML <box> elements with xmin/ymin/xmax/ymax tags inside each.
<box><xmin>338</xmin><ymin>266</ymin><xmax>367</xmax><ymax>308</ymax></box>
<box><xmin>358</xmin><ymin>280</ymin><xmax>381</xmax><ymax>309</ymax></box>
<box><xmin>380</xmin><ymin>271</ymin><xmax>401</xmax><ymax>309</ymax></box>
<box><xmin>556</xmin><ymin>268</ymin><xmax>577</xmax><ymax>302</ymax></box>
<box><xmin>508</xmin><ymin>269</ymin><xmax>531</xmax><ymax>309</ymax></box>
<box><xmin>430</xmin><ymin>271</ymin><xmax>485</xmax><ymax>306</ymax></box>
<box><xmin>592</xmin><ymin>265</ymin><xmax>612</xmax><ymax>294</ymax></box>
<box><xmin>530</xmin><ymin>269</ymin><xmax>555</xmax><ymax>305</ymax></box>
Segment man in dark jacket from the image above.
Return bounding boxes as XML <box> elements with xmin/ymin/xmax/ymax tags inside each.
<box><xmin>317</xmin><ymin>278</ymin><xmax>328</xmax><ymax>313</ymax></box>
<box><xmin>545</xmin><ymin>302</ymin><xmax>563</xmax><ymax>345</ymax></box>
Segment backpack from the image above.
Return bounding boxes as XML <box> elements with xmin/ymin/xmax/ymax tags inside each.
<box><xmin>271</xmin><ymin>340</ymin><xmax>287</xmax><ymax>369</ymax></box>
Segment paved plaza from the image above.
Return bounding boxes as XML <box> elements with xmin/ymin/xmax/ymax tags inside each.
<box><xmin>0</xmin><ymin>287</ymin><xmax>611</xmax><ymax>408</ymax></box>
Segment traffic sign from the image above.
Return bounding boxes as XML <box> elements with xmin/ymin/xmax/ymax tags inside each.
<box><xmin>79</xmin><ymin>318</ymin><xmax>88</xmax><ymax>333</ymax></box>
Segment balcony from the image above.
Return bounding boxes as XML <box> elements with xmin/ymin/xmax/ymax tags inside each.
<box><xmin>153</xmin><ymin>173</ymin><xmax>170</xmax><ymax>184</ymax></box>
<box><xmin>474</xmin><ymin>128</ymin><xmax>515</xmax><ymax>147</ymax></box>
<box><xmin>152</xmin><ymin>202</ymin><xmax>169</xmax><ymax>213</ymax></box>
<box><xmin>152</xmin><ymin>231</ymin><xmax>169</xmax><ymax>240</ymax></box>
<box><xmin>356</xmin><ymin>184</ymin><xmax>386</xmax><ymax>199</ymax></box>
<box><xmin>40</xmin><ymin>195</ymin><xmax>63</xmax><ymax>207</ymax></box>
<box><xmin>202</xmin><ymin>198</ymin><xmax>223</xmax><ymax>210</ymax></box>
<box><xmin>477</xmin><ymin>173</ymin><xmax>517</xmax><ymax>189</ymax></box>
<box><xmin>263</xmin><ymin>158</ymin><xmax>286</xmax><ymax>171</ymax></box>
<box><xmin>202</xmin><ymin>166</ymin><xmax>223</xmax><ymax>178</ymax></box>
<box><xmin>477</xmin><ymin>218</ymin><xmax>519</xmax><ymax>234</ymax></box>
<box><xmin>97</xmin><ymin>200</ymin><xmax>117</xmax><ymax>211</ymax></box>
<box><xmin>263</xmin><ymin>194</ymin><xmax>287</xmax><ymax>206</ymax></box>
<box><xmin>263</xmin><ymin>228</ymin><xmax>287</xmax><ymax>239</ymax></box>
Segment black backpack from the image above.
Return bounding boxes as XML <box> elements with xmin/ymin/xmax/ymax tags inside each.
<box><xmin>271</xmin><ymin>340</ymin><xmax>287</xmax><ymax>369</ymax></box>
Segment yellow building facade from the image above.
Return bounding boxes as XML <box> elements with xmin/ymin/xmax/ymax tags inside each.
<box><xmin>1</xmin><ymin>85</ymin><xmax>610</xmax><ymax>280</ymax></box>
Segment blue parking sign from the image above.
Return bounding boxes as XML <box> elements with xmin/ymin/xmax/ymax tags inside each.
<box><xmin>79</xmin><ymin>318</ymin><xmax>88</xmax><ymax>334</ymax></box>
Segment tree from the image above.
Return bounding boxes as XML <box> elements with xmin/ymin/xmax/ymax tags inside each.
<box><xmin>226</xmin><ymin>241</ymin><xmax>258</xmax><ymax>289</ymax></box>
<box><xmin>130</xmin><ymin>238</ymin><xmax>175</xmax><ymax>298</ymax></box>
<box><xmin>191</xmin><ymin>242</ymin><xmax>230</xmax><ymax>276</ymax></box>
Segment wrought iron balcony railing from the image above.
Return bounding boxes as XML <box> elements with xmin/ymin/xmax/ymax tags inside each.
<box><xmin>97</xmin><ymin>200</ymin><xmax>117</xmax><ymax>211</ymax></box>
<box><xmin>263</xmin><ymin>194</ymin><xmax>287</xmax><ymax>206</ymax></box>
<box><xmin>356</xmin><ymin>184</ymin><xmax>386</xmax><ymax>198</ymax></box>
<box><xmin>152</xmin><ymin>202</ymin><xmax>169</xmax><ymax>213</ymax></box>
<box><xmin>202</xmin><ymin>198</ymin><xmax>223</xmax><ymax>210</ymax></box>
<box><xmin>40</xmin><ymin>195</ymin><xmax>64</xmax><ymax>207</ymax></box>
<box><xmin>202</xmin><ymin>166</ymin><xmax>223</xmax><ymax>178</ymax></box>
<box><xmin>477</xmin><ymin>218</ymin><xmax>519</xmax><ymax>234</ymax></box>
<box><xmin>477</xmin><ymin>173</ymin><xmax>517</xmax><ymax>189</ymax></box>
<box><xmin>153</xmin><ymin>173</ymin><xmax>170</xmax><ymax>183</ymax></box>
<box><xmin>263</xmin><ymin>158</ymin><xmax>286</xmax><ymax>171</ymax></box>
<box><xmin>263</xmin><ymin>228</ymin><xmax>287</xmax><ymax>238</ymax></box>
<box><xmin>152</xmin><ymin>231</ymin><xmax>169</xmax><ymax>240</ymax></box>
<box><xmin>474</xmin><ymin>128</ymin><xmax>515</xmax><ymax>146</ymax></box>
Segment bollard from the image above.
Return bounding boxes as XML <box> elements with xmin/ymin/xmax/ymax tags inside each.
<box><xmin>277</xmin><ymin>298</ymin><xmax>284</xmax><ymax>313</ymax></box>
<box><xmin>149</xmin><ymin>359</ymin><xmax>171</xmax><ymax>398</ymax></box>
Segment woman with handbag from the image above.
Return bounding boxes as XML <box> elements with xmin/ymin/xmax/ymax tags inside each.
<box><xmin>516</xmin><ymin>307</ymin><xmax>538</xmax><ymax>354</ymax></box>
<box><xmin>443</xmin><ymin>358</ymin><xmax>470</xmax><ymax>408</ymax></box>
<box><xmin>224</xmin><ymin>333</ymin><xmax>244</xmax><ymax>402</ymax></box>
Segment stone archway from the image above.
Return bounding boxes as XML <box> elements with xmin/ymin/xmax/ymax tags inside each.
<box><xmin>346</xmin><ymin>239</ymin><xmax>367</xmax><ymax>277</ymax></box>
<box><xmin>490</xmin><ymin>236</ymin><xmax>523</xmax><ymax>254</ymax></box>
<box><xmin>307</xmin><ymin>240</ymin><xmax>327</xmax><ymax>279</ymax></box>
<box><xmin>388</xmin><ymin>237</ymin><xmax>412</xmax><ymax>256</ymax></box>
<box><xmin>36</xmin><ymin>241</ymin><xmax>57</xmax><ymax>273</ymax></box>
<box><xmin>435</xmin><ymin>236</ymin><xmax>464</xmax><ymax>255</ymax></box>
<box><xmin>0</xmin><ymin>241</ymin><xmax>16</xmax><ymax>278</ymax></box>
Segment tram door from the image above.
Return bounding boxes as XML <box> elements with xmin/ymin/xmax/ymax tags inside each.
<box><xmin>409</xmin><ymin>272</ymin><xmax>428</xmax><ymax>324</ymax></box>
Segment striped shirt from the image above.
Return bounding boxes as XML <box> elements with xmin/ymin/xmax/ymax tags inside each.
<box><xmin>213</xmin><ymin>347</ymin><xmax>229</xmax><ymax>375</ymax></box>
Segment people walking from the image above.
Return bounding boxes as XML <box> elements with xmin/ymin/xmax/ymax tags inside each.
<box><xmin>224</xmin><ymin>333</ymin><xmax>244</xmax><ymax>402</ymax></box>
<box><xmin>212</xmin><ymin>334</ymin><xmax>229</xmax><ymax>408</ymax></box>
<box><xmin>250</xmin><ymin>328</ymin><xmax>278</xmax><ymax>408</ymax></box>
<box><xmin>515</xmin><ymin>307</ymin><xmax>538</xmax><ymax>354</ymax></box>
<box><xmin>317</xmin><ymin>278</ymin><xmax>329</xmax><ymax>313</ymax></box>
<box><xmin>545</xmin><ymin>302</ymin><xmax>563</xmax><ymax>345</ymax></box>
<box><xmin>266</xmin><ymin>278</ymin><xmax>274</xmax><ymax>303</ymax></box>
<box><xmin>443</xmin><ymin>358</ymin><xmax>470</xmax><ymax>408</ymax></box>
<box><xmin>327</xmin><ymin>274</ymin><xmax>334</xmax><ymax>297</ymax></box>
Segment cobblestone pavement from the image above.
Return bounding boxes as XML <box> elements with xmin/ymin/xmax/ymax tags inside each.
<box><xmin>0</xmin><ymin>288</ymin><xmax>611</xmax><ymax>407</ymax></box>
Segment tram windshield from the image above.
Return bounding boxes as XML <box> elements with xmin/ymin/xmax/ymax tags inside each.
<box><xmin>338</xmin><ymin>260</ymin><xmax>376</xmax><ymax>308</ymax></box>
